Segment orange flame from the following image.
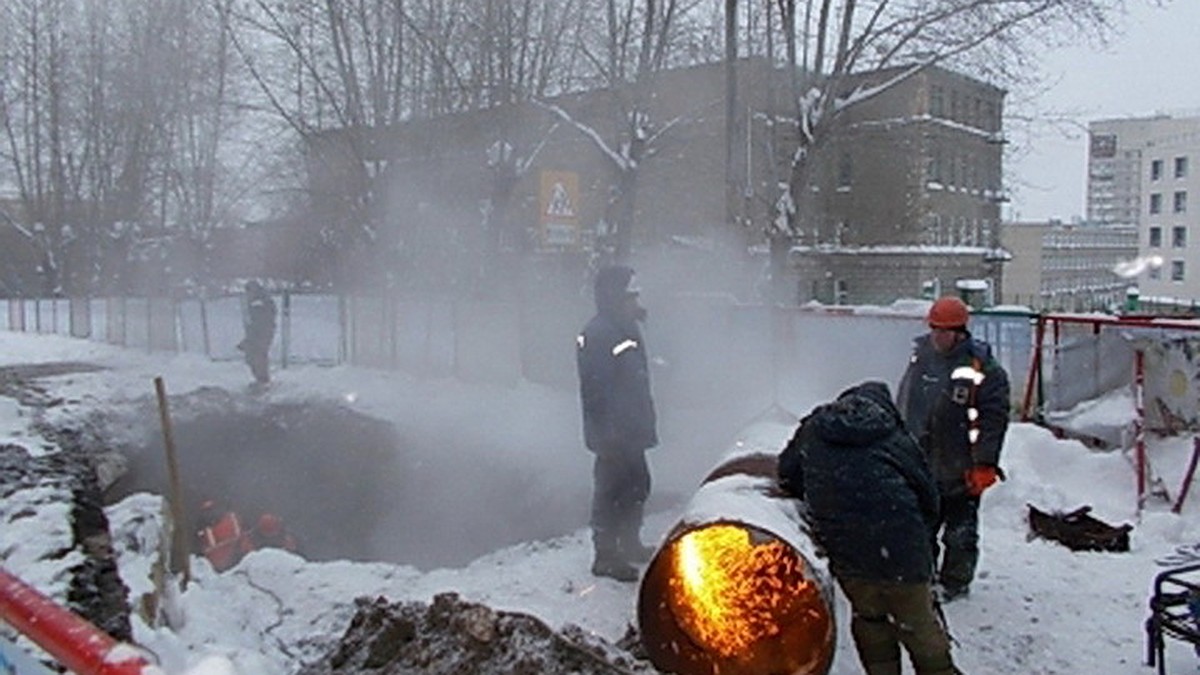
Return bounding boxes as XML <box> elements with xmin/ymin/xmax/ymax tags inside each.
<box><xmin>664</xmin><ymin>523</ymin><xmax>831</xmax><ymax>670</ymax></box>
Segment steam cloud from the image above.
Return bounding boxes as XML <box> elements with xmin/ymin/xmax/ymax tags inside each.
<box><xmin>1112</xmin><ymin>255</ymin><xmax>1163</xmax><ymax>278</ymax></box>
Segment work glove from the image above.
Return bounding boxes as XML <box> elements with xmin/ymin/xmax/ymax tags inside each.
<box><xmin>964</xmin><ymin>465</ymin><xmax>999</xmax><ymax>497</ymax></box>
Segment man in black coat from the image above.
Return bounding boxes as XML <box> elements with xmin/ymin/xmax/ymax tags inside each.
<box><xmin>779</xmin><ymin>381</ymin><xmax>958</xmax><ymax>675</ymax></box>
<box><xmin>576</xmin><ymin>265</ymin><xmax>658</xmax><ymax>582</ymax></box>
<box><xmin>897</xmin><ymin>296</ymin><xmax>1010</xmax><ymax>601</ymax></box>
<box><xmin>239</xmin><ymin>280</ymin><xmax>277</xmax><ymax>386</ymax></box>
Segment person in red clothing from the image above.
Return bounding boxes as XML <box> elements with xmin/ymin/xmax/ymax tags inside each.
<box><xmin>243</xmin><ymin>513</ymin><xmax>299</xmax><ymax>554</ymax></box>
<box><xmin>196</xmin><ymin>500</ymin><xmax>247</xmax><ymax>572</ymax></box>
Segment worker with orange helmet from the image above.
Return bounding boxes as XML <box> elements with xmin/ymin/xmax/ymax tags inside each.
<box><xmin>242</xmin><ymin>513</ymin><xmax>299</xmax><ymax>554</ymax></box>
<box><xmin>896</xmin><ymin>296</ymin><xmax>1010</xmax><ymax>603</ymax></box>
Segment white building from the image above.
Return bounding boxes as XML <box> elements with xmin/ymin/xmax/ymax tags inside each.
<box><xmin>1087</xmin><ymin>114</ymin><xmax>1200</xmax><ymax>308</ymax></box>
<box><xmin>1000</xmin><ymin>220</ymin><xmax>1137</xmax><ymax>311</ymax></box>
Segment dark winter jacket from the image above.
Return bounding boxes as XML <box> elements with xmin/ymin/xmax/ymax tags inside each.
<box><xmin>243</xmin><ymin>290</ymin><xmax>277</xmax><ymax>351</ymax></box>
<box><xmin>778</xmin><ymin>381</ymin><xmax>939</xmax><ymax>583</ymax></box>
<box><xmin>576</xmin><ymin>294</ymin><xmax>657</xmax><ymax>454</ymax></box>
<box><xmin>896</xmin><ymin>333</ymin><xmax>1010</xmax><ymax>497</ymax></box>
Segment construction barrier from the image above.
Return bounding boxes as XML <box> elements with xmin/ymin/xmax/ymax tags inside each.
<box><xmin>0</xmin><ymin>566</ymin><xmax>164</xmax><ymax>675</ymax></box>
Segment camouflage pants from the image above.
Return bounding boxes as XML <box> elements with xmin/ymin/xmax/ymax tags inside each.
<box><xmin>839</xmin><ymin>578</ymin><xmax>957</xmax><ymax>675</ymax></box>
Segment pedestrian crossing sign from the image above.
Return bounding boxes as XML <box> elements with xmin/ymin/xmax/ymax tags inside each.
<box><xmin>539</xmin><ymin>170</ymin><xmax>580</xmax><ymax>249</ymax></box>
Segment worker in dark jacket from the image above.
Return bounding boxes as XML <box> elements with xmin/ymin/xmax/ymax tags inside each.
<box><xmin>897</xmin><ymin>296</ymin><xmax>1010</xmax><ymax>602</ymax></box>
<box><xmin>779</xmin><ymin>381</ymin><xmax>957</xmax><ymax>675</ymax></box>
<box><xmin>238</xmin><ymin>280</ymin><xmax>277</xmax><ymax>386</ymax></box>
<box><xmin>577</xmin><ymin>265</ymin><xmax>658</xmax><ymax>582</ymax></box>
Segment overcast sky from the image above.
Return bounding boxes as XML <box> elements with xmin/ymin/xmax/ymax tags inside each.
<box><xmin>1006</xmin><ymin>0</ymin><xmax>1200</xmax><ymax>223</ymax></box>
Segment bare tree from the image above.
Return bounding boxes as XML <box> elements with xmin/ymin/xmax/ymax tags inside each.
<box><xmin>545</xmin><ymin>0</ymin><xmax>710</xmax><ymax>263</ymax></box>
<box><xmin>753</xmin><ymin>0</ymin><xmax>1130</xmax><ymax>298</ymax></box>
<box><xmin>0</xmin><ymin>0</ymin><xmax>246</xmax><ymax>295</ymax></box>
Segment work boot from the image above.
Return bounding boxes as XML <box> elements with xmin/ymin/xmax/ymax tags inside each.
<box><xmin>592</xmin><ymin>555</ymin><xmax>639</xmax><ymax>582</ymax></box>
<box><xmin>592</xmin><ymin>529</ymin><xmax>638</xmax><ymax>582</ymax></box>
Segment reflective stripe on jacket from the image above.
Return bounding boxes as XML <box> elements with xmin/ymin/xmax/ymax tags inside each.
<box><xmin>896</xmin><ymin>333</ymin><xmax>1010</xmax><ymax>496</ymax></box>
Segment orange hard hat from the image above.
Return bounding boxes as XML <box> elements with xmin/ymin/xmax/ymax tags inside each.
<box><xmin>927</xmin><ymin>296</ymin><xmax>970</xmax><ymax>329</ymax></box>
<box><xmin>257</xmin><ymin>513</ymin><xmax>283</xmax><ymax>536</ymax></box>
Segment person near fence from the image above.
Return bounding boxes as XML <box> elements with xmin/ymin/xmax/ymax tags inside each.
<box><xmin>238</xmin><ymin>280</ymin><xmax>277</xmax><ymax>386</ymax></box>
<box><xmin>778</xmin><ymin>381</ymin><xmax>958</xmax><ymax>675</ymax></box>
<box><xmin>576</xmin><ymin>265</ymin><xmax>658</xmax><ymax>582</ymax></box>
<box><xmin>897</xmin><ymin>295</ymin><xmax>1010</xmax><ymax>602</ymax></box>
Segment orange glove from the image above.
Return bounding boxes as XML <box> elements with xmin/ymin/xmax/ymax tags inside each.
<box><xmin>964</xmin><ymin>465</ymin><xmax>998</xmax><ymax>497</ymax></box>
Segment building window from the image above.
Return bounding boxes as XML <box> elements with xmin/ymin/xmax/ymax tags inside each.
<box><xmin>834</xmin><ymin>279</ymin><xmax>849</xmax><ymax>305</ymax></box>
<box><xmin>1176</xmin><ymin>191</ymin><xmax>1188</xmax><ymax>213</ymax></box>
<box><xmin>1149</xmin><ymin>227</ymin><xmax>1162</xmax><ymax>247</ymax></box>
<box><xmin>1177</xmin><ymin>156</ymin><xmax>1189</xmax><ymax>179</ymax></box>
<box><xmin>837</xmin><ymin>152</ymin><xmax>852</xmax><ymax>188</ymax></box>
<box><xmin>928</xmin><ymin>149</ymin><xmax>943</xmax><ymax>184</ymax></box>
<box><xmin>1152</xmin><ymin>159</ymin><xmax>1164</xmax><ymax>181</ymax></box>
<box><xmin>1150</xmin><ymin>265</ymin><xmax>1162</xmax><ymax>280</ymax></box>
<box><xmin>1172</xmin><ymin>260</ymin><xmax>1186</xmax><ymax>282</ymax></box>
<box><xmin>930</xmin><ymin>86</ymin><xmax>944</xmax><ymax>117</ymax></box>
<box><xmin>1174</xmin><ymin>226</ymin><xmax>1187</xmax><ymax>248</ymax></box>
<box><xmin>1150</xmin><ymin>193</ymin><xmax>1163</xmax><ymax>215</ymax></box>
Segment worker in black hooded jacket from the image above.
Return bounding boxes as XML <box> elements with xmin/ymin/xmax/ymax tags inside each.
<box><xmin>778</xmin><ymin>381</ymin><xmax>958</xmax><ymax>675</ymax></box>
<box><xmin>577</xmin><ymin>265</ymin><xmax>658</xmax><ymax>582</ymax></box>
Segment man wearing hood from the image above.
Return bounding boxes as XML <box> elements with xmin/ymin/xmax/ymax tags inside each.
<box><xmin>576</xmin><ymin>265</ymin><xmax>658</xmax><ymax>582</ymax></box>
<box><xmin>778</xmin><ymin>381</ymin><xmax>958</xmax><ymax>675</ymax></box>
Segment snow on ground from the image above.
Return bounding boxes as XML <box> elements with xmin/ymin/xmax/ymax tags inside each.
<box><xmin>3</xmin><ymin>330</ymin><xmax>1200</xmax><ymax>674</ymax></box>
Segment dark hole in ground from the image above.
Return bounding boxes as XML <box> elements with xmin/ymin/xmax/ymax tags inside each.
<box><xmin>104</xmin><ymin>388</ymin><xmax>591</xmax><ymax>570</ymax></box>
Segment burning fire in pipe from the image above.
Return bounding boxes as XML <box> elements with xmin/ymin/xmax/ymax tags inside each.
<box><xmin>638</xmin><ymin>452</ymin><xmax>835</xmax><ymax>675</ymax></box>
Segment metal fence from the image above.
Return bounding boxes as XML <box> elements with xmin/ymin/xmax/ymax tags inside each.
<box><xmin>1</xmin><ymin>295</ymin><xmax>1037</xmax><ymax>414</ymax></box>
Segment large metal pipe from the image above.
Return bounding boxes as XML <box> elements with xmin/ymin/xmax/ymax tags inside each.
<box><xmin>638</xmin><ymin>451</ymin><xmax>835</xmax><ymax>675</ymax></box>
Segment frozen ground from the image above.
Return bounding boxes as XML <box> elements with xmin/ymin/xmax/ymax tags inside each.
<box><xmin>2</xmin><ymin>330</ymin><xmax>1200</xmax><ymax>674</ymax></box>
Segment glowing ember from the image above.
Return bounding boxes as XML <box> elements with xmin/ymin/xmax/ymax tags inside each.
<box><xmin>665</xmin><ymin>523</ymin><xmax>823</xmax><ymax>660</ymax></box>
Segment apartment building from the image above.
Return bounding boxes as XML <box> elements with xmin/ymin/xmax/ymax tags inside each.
<box><xmin>1088</xmin><ymin>114</ymin><xmax>1200</xmax><ymax>308</ymax></box>
<box><xmin>1000</xmin><ymin>220</ymin><xmax>1137</xmax><ymax>311</ymax></box>
<box><xmin>791</xmin><ymin>65</ymin><xmax>1009</xmax><ymax>305</ymax></box>
<box><xmin>306</xmin><ymin>59</ymin><xmax>1009</xmax><ymax>303</ymax></box>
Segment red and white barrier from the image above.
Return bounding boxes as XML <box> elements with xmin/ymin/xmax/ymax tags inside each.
<box><xmin>0</xmin><ymin>566</ymin><xmax>164</xmax><ymax>675</ymax></box>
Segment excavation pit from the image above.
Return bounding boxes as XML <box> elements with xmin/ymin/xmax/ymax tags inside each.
<box><xmin>103</xmin><ymin>388</ymin><xmax>588</xmax><ymax>570</ymax></box>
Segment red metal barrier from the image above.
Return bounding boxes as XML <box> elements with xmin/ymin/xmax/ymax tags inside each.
<box><xmin>0</xmin><ymin>566</ymin><xmax>164</xmax><ymax>675</ymax></box>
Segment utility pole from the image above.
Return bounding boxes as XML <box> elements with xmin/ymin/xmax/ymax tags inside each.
<box><xmin>724</xmin><ymin>0</ymin><xmax>738</xmax><ymax>227</ymax></box>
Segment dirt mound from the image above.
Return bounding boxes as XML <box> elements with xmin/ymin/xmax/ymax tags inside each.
<box><xmin>299</xmin><ymin>592</ymin><xmax>656</xmax><ymax>675</ymax></box>
<box><xmin>0</xmin><ymin>443</ymin><xmax>132</xmax><ymax>641</ymax></box>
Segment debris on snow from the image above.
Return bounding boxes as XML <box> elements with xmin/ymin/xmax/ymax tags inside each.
<box><xmin>298</xmin><ymin>592</ymin><xmax>656</xmax><ymax>675</ymax></box>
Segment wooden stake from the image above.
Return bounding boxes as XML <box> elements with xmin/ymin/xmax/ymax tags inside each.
<box><xmin>154</xmin><ymin>376</ymin><xmax>190</xmax><ymax>588</ymax></box>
